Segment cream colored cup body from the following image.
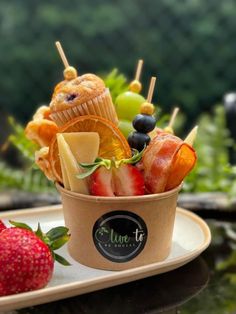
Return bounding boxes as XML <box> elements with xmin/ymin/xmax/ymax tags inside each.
<box><xmin>57</xmin><ymin>184</ymin><xmax>181</xmax><ymax>271</ymax></box>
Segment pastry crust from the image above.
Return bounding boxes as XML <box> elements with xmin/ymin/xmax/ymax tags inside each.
<box><xmin>25</xmin><ymin>106</ymin><xmax>58</xmax><ymax>148</ymax></box>
<box><xmin>35</xmin><ymin>147</ymin><xmax>56</xmax><ymax>181</ymax></box>
<box><xmin>50</xmin><ymin>74</ymin><xmax>106</xmax><ymax>113</ymax></box>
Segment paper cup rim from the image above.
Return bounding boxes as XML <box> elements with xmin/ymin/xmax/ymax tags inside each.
<box><xmin>56</xmin><ymin>183</ymin><xmax>182</xmax><ymax>203</ymax></box>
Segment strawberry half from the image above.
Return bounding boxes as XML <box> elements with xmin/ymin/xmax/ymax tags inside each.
<box><xmin>0</xmin><ymin>220</ymin><xmax>6</xmax><ymax>233</ymax></box>
<box><xmin>90</xmin><ymin>166</ymin><xmax>114</xmax><ymax>196</ymax></box>
<box><xmin>0</xmin><ymin>221</ymin><xmax>70</xmax><ymax>296</ymax></box>
<box><xmin>113</xmin><ymin>164</ymin><xmax>145</xmax><ymax>196</ymax></box>
<box><xmin>79</xmin><ymin>150</ymin><xmax>145</xmax><ymax>197</ymax></box>
<box><xmin>90</xmin><ymin>164</ymin><xmax>144</xmax><ymax>197</ymax></box>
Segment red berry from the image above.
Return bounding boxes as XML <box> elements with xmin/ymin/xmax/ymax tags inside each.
<box><xmin>0</xmin><ymin>220</ymin><xmax>6</xmax><ymax>233</ymax></box>
<box><xmin>90</xmin><ymin>167</ymin><xmax>114</xmax><ymax>196</ymax></box>
<box><xmin>0</xmin><ymin>221</ymin><xmax>70</xmax><ymax>296</ymax></box>
<box><xmin>0</xmin><ymin>228</ymin><xmax>54</xmax><ymax>296</ymax></box>
<box><xmin>90</xmin><ymin>164</ymin><xmax>145</xmax><ymax>197</ymax></box>
<box><xmin>113</xmin><ymin>164</ymin><xmax>145</xmax><ymax>196</ymax></box>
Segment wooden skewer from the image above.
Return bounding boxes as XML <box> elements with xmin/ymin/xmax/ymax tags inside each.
<box><xmin>55</xmin><ymin>41</ymin><xmax>70</xmax><ymax>68</ymax></box>
<box><xmin>184</xmin><ymin>126</ymin><xmax>198</xmax><ymax>146</ymax></box>
<box><xmin>135</xmin><ymin>59</ymin><xmax>144</xmax><ymax>81</ymax></box>
<box><xmin>168</xmin><ymin>107</ymin><xmax>179</xmax><ymax>129</ymax></box>
<box><xmin>147</xmin><ymin>77</ymin><xmax>156</xmax><ymax>103</ymax></box>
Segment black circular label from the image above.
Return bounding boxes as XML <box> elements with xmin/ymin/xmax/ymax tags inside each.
<box><xmin>93</xmin><ymin>210</ymin><xmax>147</xmax><ymax>263</ymax></box>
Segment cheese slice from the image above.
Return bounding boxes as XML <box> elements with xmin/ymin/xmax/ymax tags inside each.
<box><xmin>62</xmin><ymin>132</ymin><xmax>100</xmax><ymax>163</ymax></box>
<box><xmin>59</xmin><ymin>156</ymin><xmax>70</xmax><ymax>190</ymax></box>
<box><xmin>57</xmin><ymin>134</ymin><xmax>89</xmax><ymax>194</ymax></box>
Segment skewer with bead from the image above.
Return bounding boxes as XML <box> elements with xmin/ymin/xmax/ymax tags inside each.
<box><xmin>115</xmin><ymin>59</ymin><xmax>146</xmax><ymax>122</ymax></box>
<box><xmin>140</xmin><ymin>77</ymin><xmax>156</xmax><ymax>115</ymax></box>
<box><xmin>55</xmin><ymin>41</ymin><xmax>77</xmax><ymax>81</ymax></box>
<box><xmin>164</xmin><ymin>107</ymin><xmax>179</xmax><ymax>134</ymax></box>
<box><xmin>128</xmin><ymin>77</ymin><xmax>157</xmax><ymax>151</ymax></box>
<box><xmin>129</xmin><ymin>59</ymin><xmax>144</xmax><ymax>93</ymax></box>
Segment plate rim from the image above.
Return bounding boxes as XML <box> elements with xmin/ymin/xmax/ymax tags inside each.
<box><xmin>0</xmin><ymin>205</ymin><xmax>211</xmax><ymax>311</ymax></box>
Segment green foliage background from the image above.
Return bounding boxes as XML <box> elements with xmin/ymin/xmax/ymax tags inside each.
<box><xmin>183</xmin><ymin>106</ymin><xmax>236</xmax><ymax>196</ymax></box>
<box><xmin>0</xmin><ymin>0</ymin><xmax>236</xmax><ymax>122</ymax></box>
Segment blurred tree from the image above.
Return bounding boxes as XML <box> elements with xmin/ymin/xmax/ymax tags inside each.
<box><xmin>0</xmin><ymin>0</ymin><xmax>236</xmax><ymax>123</ymax></box>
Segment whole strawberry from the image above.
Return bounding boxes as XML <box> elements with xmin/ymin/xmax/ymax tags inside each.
<box><xmin>0</xmin><ymin>221</ymin><xmax>70</xmax><ymax>296</ymax></box>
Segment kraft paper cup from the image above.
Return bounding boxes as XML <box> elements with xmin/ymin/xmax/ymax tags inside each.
<box><xmin>56</xmin><ymin>183</ymin><xmax>182</xmax><ymax>271</ymax></box>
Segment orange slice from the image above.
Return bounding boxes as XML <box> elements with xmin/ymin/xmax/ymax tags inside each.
<box><xmin>165</xmin><ymin>143</ymin><xmax>197</xmax><ymax>191</ymax></box>
<box><xmin>49</xmin><ymin>115</ymin><xmax>132</xmax><ymax>182</ymax></box>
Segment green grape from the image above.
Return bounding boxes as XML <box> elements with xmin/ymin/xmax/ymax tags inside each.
<box><xmin>115</xmin><ymin>91</ymin><xmax>145</xmax><ymax>121</ymax></box>
<box><xmin>118</xmin><ymin>119</ymin><xmax>134</xmax><ymax>139</ymax></box>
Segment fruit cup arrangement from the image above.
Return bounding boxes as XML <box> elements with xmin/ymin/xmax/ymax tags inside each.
<box><xmin>24</xmin><ymin>42</ymin><xmax>197</xmax><ymax>271</ymax></box>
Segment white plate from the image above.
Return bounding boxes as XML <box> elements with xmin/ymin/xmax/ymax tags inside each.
<box><xmin>0</xmin><ymin>205</ymin><xmax>211</xmax><ymax>311</ymax></box>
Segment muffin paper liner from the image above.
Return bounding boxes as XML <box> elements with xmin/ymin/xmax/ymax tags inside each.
<box><xmin>50</xmin><ymin>89</ymin><xmax>118</xmax><ymax>127</ymax></box>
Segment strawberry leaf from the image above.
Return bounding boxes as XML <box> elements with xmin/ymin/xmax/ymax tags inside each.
<box><xmin>35</xmin><ymin>223</ymin><xmax>44</xmax><ymax>240</ymax></box>
<box><xmin>51</xmin><ymin>234</ymin><xmax>71</xmax><ymax>250</ymax></box>
<box><xmin>54</xmin><ymin>253</ymin><xmax>71</xmax><ymax>266</ymax></box>
<box><xmin>9</xmin><ymin>220</ymin><xmax>33</xmax><ymax>231</ymax></box>
<box><xmin>46</xmin><ymin>226</ymin><xmax>69</xmax><ymax>241</ymax></box>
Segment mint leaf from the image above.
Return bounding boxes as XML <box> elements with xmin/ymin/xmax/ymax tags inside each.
<box><xmin>77</xmin><ymin>164</ymin><xmax>101</xmax><ymax>179</ymax></box>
